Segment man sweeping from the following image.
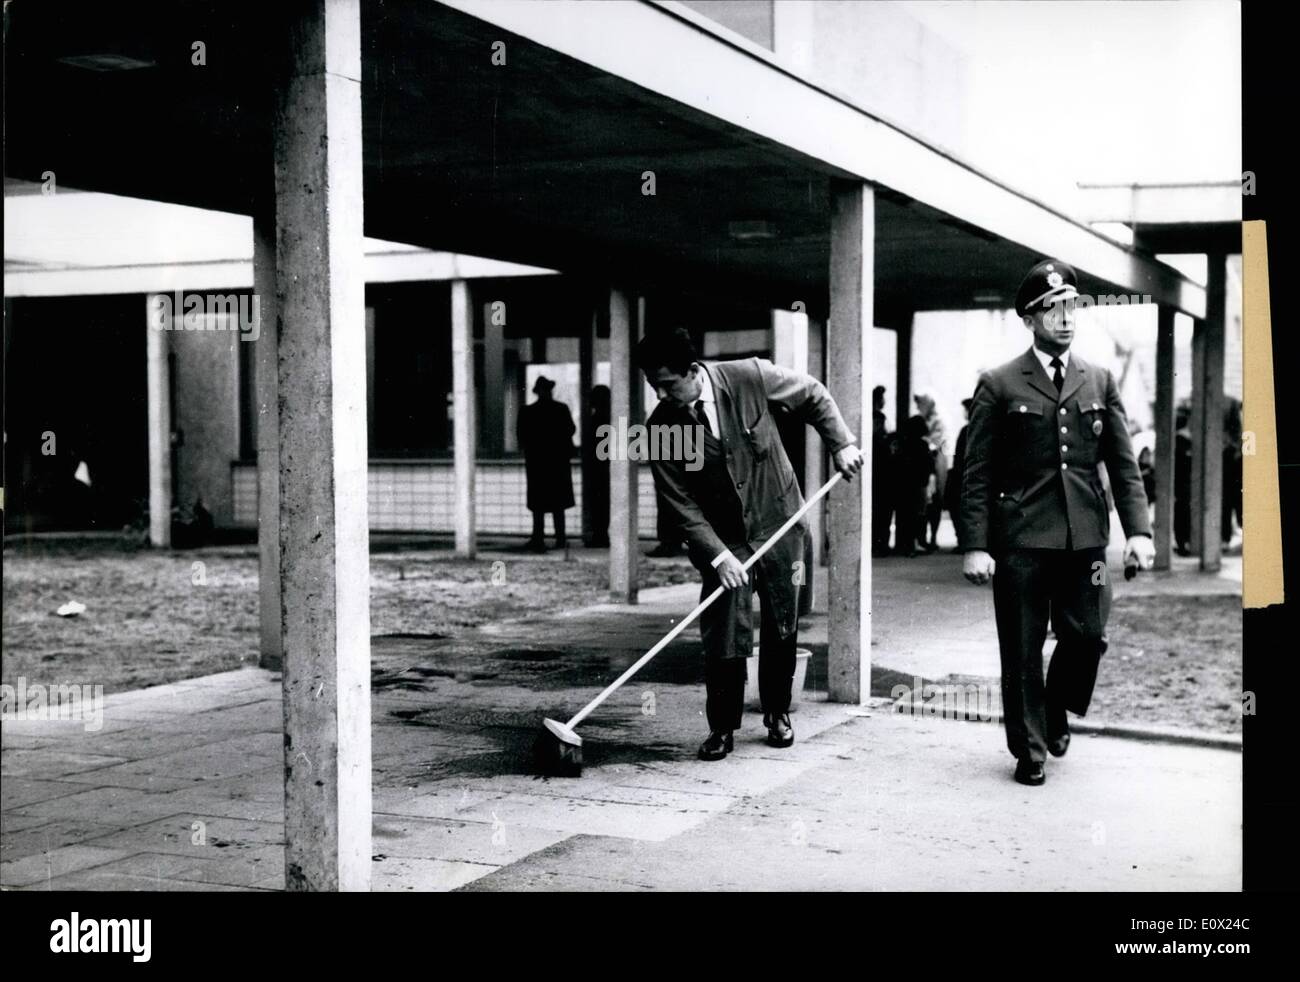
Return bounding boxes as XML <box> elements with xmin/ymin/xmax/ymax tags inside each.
<box><xmin>636</xmin><ymin>329</ymin><xmax>863</xmax><ymax>760</ymax></box>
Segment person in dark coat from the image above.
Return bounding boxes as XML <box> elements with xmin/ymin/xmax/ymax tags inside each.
<box><xmin>583</xmin><ymin>385</ymin><xmax>611</xmax><ymax>547</ymax></box>
<box><xmin>871</xmin><ymin>385</ymin><xmax>894</xmax><ymax>556</ymax></box>
<box><xmin>893</xmin><ymin>415</ymin><xmax>935</xmax><ymax>557</ymax></box>
<box><xmin>960</xmin><ymin>259</ymin><xmax>1153</xmax><ymax>788</ymax></box>
<box><xmin>1174</xmin><ymin>403</ymin><xmax>1193</xmax><ymax>555</ymax></box>
<box><xmin>914</xmin><ymin>393</ymin><xmax>948</xmax><ymax>552</ymax></box>
<box><xmin>1221</xmin><ymin>398</ymin><xmax>1243</xmax><ymax>546</ymax></box>
<box><xmin>944</xmin><ymin>397</ymin><xmax>974</xmax><ymax>548</ymax></box>
<box><xmin>517</xmin><ymin>375</ymin><xmax>576</xmax><ymax>551</ymax></box>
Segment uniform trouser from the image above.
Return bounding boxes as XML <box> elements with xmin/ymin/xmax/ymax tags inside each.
<box><xmin>991</xmin><ymin>546</ymin><xmax>1111</xmax><ymax>763</ymax></box>
<box><xmin>699</xmin><ymin>537</ymin><xmax>802</xmax><ymax>732</ymax></box>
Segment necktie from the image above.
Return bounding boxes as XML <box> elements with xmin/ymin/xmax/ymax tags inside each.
<box><xmin>1050</xmin><ymin>356</ymin><xmax>1064</xmax><ymax>393</ymax></box>
<box><xmin>694</xmin><ymin>399</ymin><xmax>714</xmax><ymax>437</ymax></box>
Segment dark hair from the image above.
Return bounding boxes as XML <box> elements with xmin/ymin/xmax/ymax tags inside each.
<box><xmin>635</xmin><ymin>328</ymin><xmax>698</xmax><ymax>377</ymax></box>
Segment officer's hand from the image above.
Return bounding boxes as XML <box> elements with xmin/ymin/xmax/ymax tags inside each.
<box><xmin>834</xmin><ymin>445</ymin><xmax>865</xmax><ymax>481</ymax></box>
<box><xmin>1124</xmin><ymin>535</ymin><xmax>1156</xmax><ymax>571</ymax></box>
<box><xmin>962</xmin><ymin>549</ymin><xmax>995</xmax><ymax>585</ymax></box>
<box><xmin>716</xmin><ymin>554</ymin><xmax>749</xmax><ymax>591</ymax></box>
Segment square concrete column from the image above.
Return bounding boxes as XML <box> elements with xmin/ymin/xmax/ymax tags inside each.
<box><xmin>145</xmin><ymin>295</ymin><xmax>172</xmax><ymax>548</ymax></box>
<box><xmin>253</xmin><ymin>201</ymin><xmax>283</xmax><ymax>670</ymax></box>
<box><xmin>894</xmin><ymin>315</ymin><xmax>913</xmax><ymax>434</ymax></box>
<box><xmin>272</xmin><ymin>0</ymin><xmax>370</xmax><ymax>892</ymax></box>
<box><xmin>1152</xmin><ymin>305</ymin><xmax>1176</xmax><ymax>571</ymax></box>
<box><xmin>827</xmin><ymin>181</ymin><xmax>873</xmax><ymax>704</ymax></box>
<box><xmin>806</xmin><ymin>315</ymin><xmax>827</xmax><ymax>567</ymax></box>
<box><xmin>451</xmin><ymin>279</ymin><xmax>476</xmax><ymax>558</ymax></box>
<box><xmin>608</xmin><ymin>287</ymin><xmax>639</xmax><ymax>603</ymax></box>
<box><xmin>1191</xmin><ymin>254</ymin><xmax>1227</xmax><ymax>572</ymax></box>
<box><xmin>774</xmin><ymin>305</ymin><xmax>823</xmax><ymax>567</ymax></box>
<box><xmin>579</xmin><ymin>300</ymin><xmax>597</xmax><ymax>543</ymax></box>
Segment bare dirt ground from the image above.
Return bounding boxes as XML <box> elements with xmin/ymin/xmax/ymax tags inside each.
<box><xmin>1088</xmin><ymin>594</ymin><xmax>1242</xmax><ymax>734</ymax></box>
<box><xmin>1</xmin><ymin>538</ymin><xmax>695</xmax><ymax>692</ymax></box>
<box><xmin>2</xmin><ymin>539</ymin><xmax>1242</xmax><ymax>733</ymax></box>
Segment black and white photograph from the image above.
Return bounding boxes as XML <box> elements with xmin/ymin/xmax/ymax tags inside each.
<box><xmin>1</xmin><ymin>0</ymin><xmax>1290</xmax><ymax>955</ymax></box>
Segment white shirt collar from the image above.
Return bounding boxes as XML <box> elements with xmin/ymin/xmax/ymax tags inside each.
<box><xmin>1032</xmin><ymin>346</ymin><xmax>1069</xmax><ymax>376</ymax></box>
<box><xmin>695</xmin><ymin>363</ymin><xmax>716</xmax><ymax>405</ymax></box>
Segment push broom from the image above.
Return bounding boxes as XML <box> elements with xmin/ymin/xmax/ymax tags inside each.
<box><xmin>535</xmin><ymin>470</ymin><xmax>844</xmax><ymax>777</ymax></box>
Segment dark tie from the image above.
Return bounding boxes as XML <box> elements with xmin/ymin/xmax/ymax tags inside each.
<box><xmin>1050</xmin><ymin>356</ymin><xmax>1064</xmax><ymax>393</ymax></box>
<box><xmin>694</xmin><ymin>399</ymin><xmax>714</xmax><ymax>437</ymax></box>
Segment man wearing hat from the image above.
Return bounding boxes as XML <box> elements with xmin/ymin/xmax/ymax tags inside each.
<box><xmin>959</xmin><ymin>259</ymin><xmax>1154</xmax><ymax>786</ymax></box>
<box><xmin>517</xmin><ymin>375</ymin><xmax>576</xmax><ymax>552</ymax></box>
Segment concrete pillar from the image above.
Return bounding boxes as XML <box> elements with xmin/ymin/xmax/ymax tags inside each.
<box><xmin>1192</xmin><ymin>254</ymin><xmax>1227</xmax><ymax>572</ymax></box>
<box><xmin>608</xmin><ymin>287</ymin><xmax>638</xmax><ymax>603</ymax></box>
<box><xmin>451</xmin><ymin>279</ymin><xmax>476</xmax><ymax>558</ymax></box>
<box><xmin>894</xmin><ymin>316</ymin><xmax>913</xmax><ymax>433</ymax></box>
<box><xmin>826</xmin><ymin>181</ymin><xmax>873</xmax><ymax>704</ymax></box>
<box><xmin>272</xmin><ymin>0</ymin><xmax>370</xmax><ymax>892</ymax></box>
<box><xmin>1152</xmin><ymin>305</ymin><xmax>1176</xmax><ymax>571</ymax></box>
<box><xmin>253</xmin><ymin>202</ymin><xmax>282</xmax><ymax>670</ymax></box>
<box><xmin>482</xmin><ymin>292</ymin><xmax>505</xmax><ymax>457</ymax></box>
<box><xmin>806</xmin><ymin>315</ymin><xmax>827</xmax><ymax>567</ymax></box>
<box><xmin>579</xmin><ymin>299</ymin><xmax>596</xmax><ymax>544</ymax></box>
<box><xmin>145</xmin><ymin>295</ymin><xmax>172</xmax><ymax>548</ymax></box>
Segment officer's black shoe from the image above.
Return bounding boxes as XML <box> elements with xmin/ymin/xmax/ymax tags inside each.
<box><xmin>1014</xmin><ymin>759</ymin><xmax>1046</xmax><ymax>786</ymax></box>
<box><xmin>764</xmin><ymin>712</ymin><xmax>794</xmax><ymax>748</ymax></box>
<box><xmin>698</xmin><ymin>731</ymin><xmax>734</xmax><ymax>761</ymax></box>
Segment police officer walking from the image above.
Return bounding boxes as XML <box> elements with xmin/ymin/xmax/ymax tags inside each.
<box><xmin>959</xmin><ymin>260</ymin><xmax>1155</xmax><ymax>786</ymax></box>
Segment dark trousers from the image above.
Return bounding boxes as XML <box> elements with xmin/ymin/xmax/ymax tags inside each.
<box><xmin>530</xmin><ymin>510</ymin><xmax>566</xmax><ymax>543</ymax></box>
<box><xmin>700</xmin><ymin>541</ymin><xmax>801</xmax><ymax>732</ymax></box>
<box><xmin>991</xmin><ymin>546</ymin><xmax>1110</xmax><ymax>763</ymax></box>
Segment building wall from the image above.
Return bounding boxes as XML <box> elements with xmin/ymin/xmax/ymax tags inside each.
<box><xmin>170</xmin><ymin>320</ymin><xmax>242</xmax><ymax>527</ymax></box>
<box><xmin>682</xmin><ymin>0</ymin><xmax>968</xmax><ymax>157</ymax></box>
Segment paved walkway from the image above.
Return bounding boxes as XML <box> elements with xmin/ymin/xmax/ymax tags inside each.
<box><xmin>1</xmin><ymin>543</ymin><xmax>1241</xmax><ymax>891</ymax></box>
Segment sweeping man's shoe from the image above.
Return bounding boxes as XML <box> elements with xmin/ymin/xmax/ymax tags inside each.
<box><xmin>764</xmin><ymin>712</ymin><xmax>794</xmax><ymax>748</ymax></box>
<box><xmin>1014</xmin><ymin>759</ymin><xmax>1046</xmax><ymax>786</ymax></box>
<box><xmin>1047</xmin><ymin>701</ymin><xmax>1071</xmax><ymax>757</ymax></box>
<box><xmin>698</xmin><ymin>731</ymin><xmax>734</xmax><ymax>761</ymax></box>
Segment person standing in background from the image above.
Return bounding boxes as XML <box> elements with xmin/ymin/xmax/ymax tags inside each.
<box><xmin>584</xmin><ymin>384</ymin><xmax>611</xmax><ymax>548</ymax></box>
<box><xmin>517</xmin><ymin>375</ymin><xmax>576</xmax><ymax>552</ymax></box>
<box><xmin>914</xmin><ymin>393</ymin><xmax>948</xmax><ymax>552</ymax></box>
<box><xmin>944</xmin><ymin>397</ymin><xmax>974</xmax><ymax>549</ymax></box>
<box><xmin>872</xmin><ymin>385</ymin><xmax>894</xmax><ymax>556</ymax></box>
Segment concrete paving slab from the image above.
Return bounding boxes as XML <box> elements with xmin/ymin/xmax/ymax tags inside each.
<box><xmin>1</xmin><ymin>843</ymin><xmax>133</xmax><ymax>887</ymax></box>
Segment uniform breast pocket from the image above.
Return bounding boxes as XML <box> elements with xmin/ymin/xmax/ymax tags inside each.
<box><xmin>1005</xmin><ymin>399</ymin><xmax>1045</xmax><ymax>423</ymax></box>
<box><xmin>1077</xmin><ymin>398</ymin><xmax>1105</xmax><ymax>441</ymax></box>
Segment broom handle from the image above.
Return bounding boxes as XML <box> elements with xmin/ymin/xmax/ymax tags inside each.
<box><xmin>565</xmin><ymin>470</ymin><xmax>844</xmax><ymax>730</ymax></box>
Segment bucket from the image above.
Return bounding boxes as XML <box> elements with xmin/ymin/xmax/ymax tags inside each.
<box><xmin>744</xmin><ymin>647</ymin><xmax>812</xmax><ymax>712</ymax></box>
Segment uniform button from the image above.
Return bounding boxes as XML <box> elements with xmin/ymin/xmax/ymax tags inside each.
<box><xmin>1059</xmin><ymin>407</ymin><xmax>1067</xmax><ymax>416</ymax></box>
<box><xmin>1061</xmin><ymin>462</ymin><xmax>1069</xmax><ymax>470</ymax></box>
<box><xmin>737</xmin><ymin>482</ymin><xmax>744</xmax><ymax>489</ymax></box>
<box><xmin>997</xmin><ymin>492</ymin><xmax>1005</xmax><ymax>499</ymax></box>
<box><xmin>1060</xmin><ymin>426</ymin><xmax>1068</xmax><ymax>434</ymax></box>
<box><xmin>1019</xmin><ymin>405</ymin><xmax>1028</xmax><ymax>413</ymax></box>
<box><xmin>1062</xmin><ymin>444</ymin><xmax>1069</xmax><ymax>453</ymax></box>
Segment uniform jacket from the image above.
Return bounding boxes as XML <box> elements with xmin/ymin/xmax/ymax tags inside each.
<box><xmin>647</xmin><ymin>358</ymin><xmax>856</xmax><ymax>573</ymax></box>
<box><xmin>959</xmin><ymin>348</ymin><xmax>1151</xmax><ymax>552</ymax></box>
